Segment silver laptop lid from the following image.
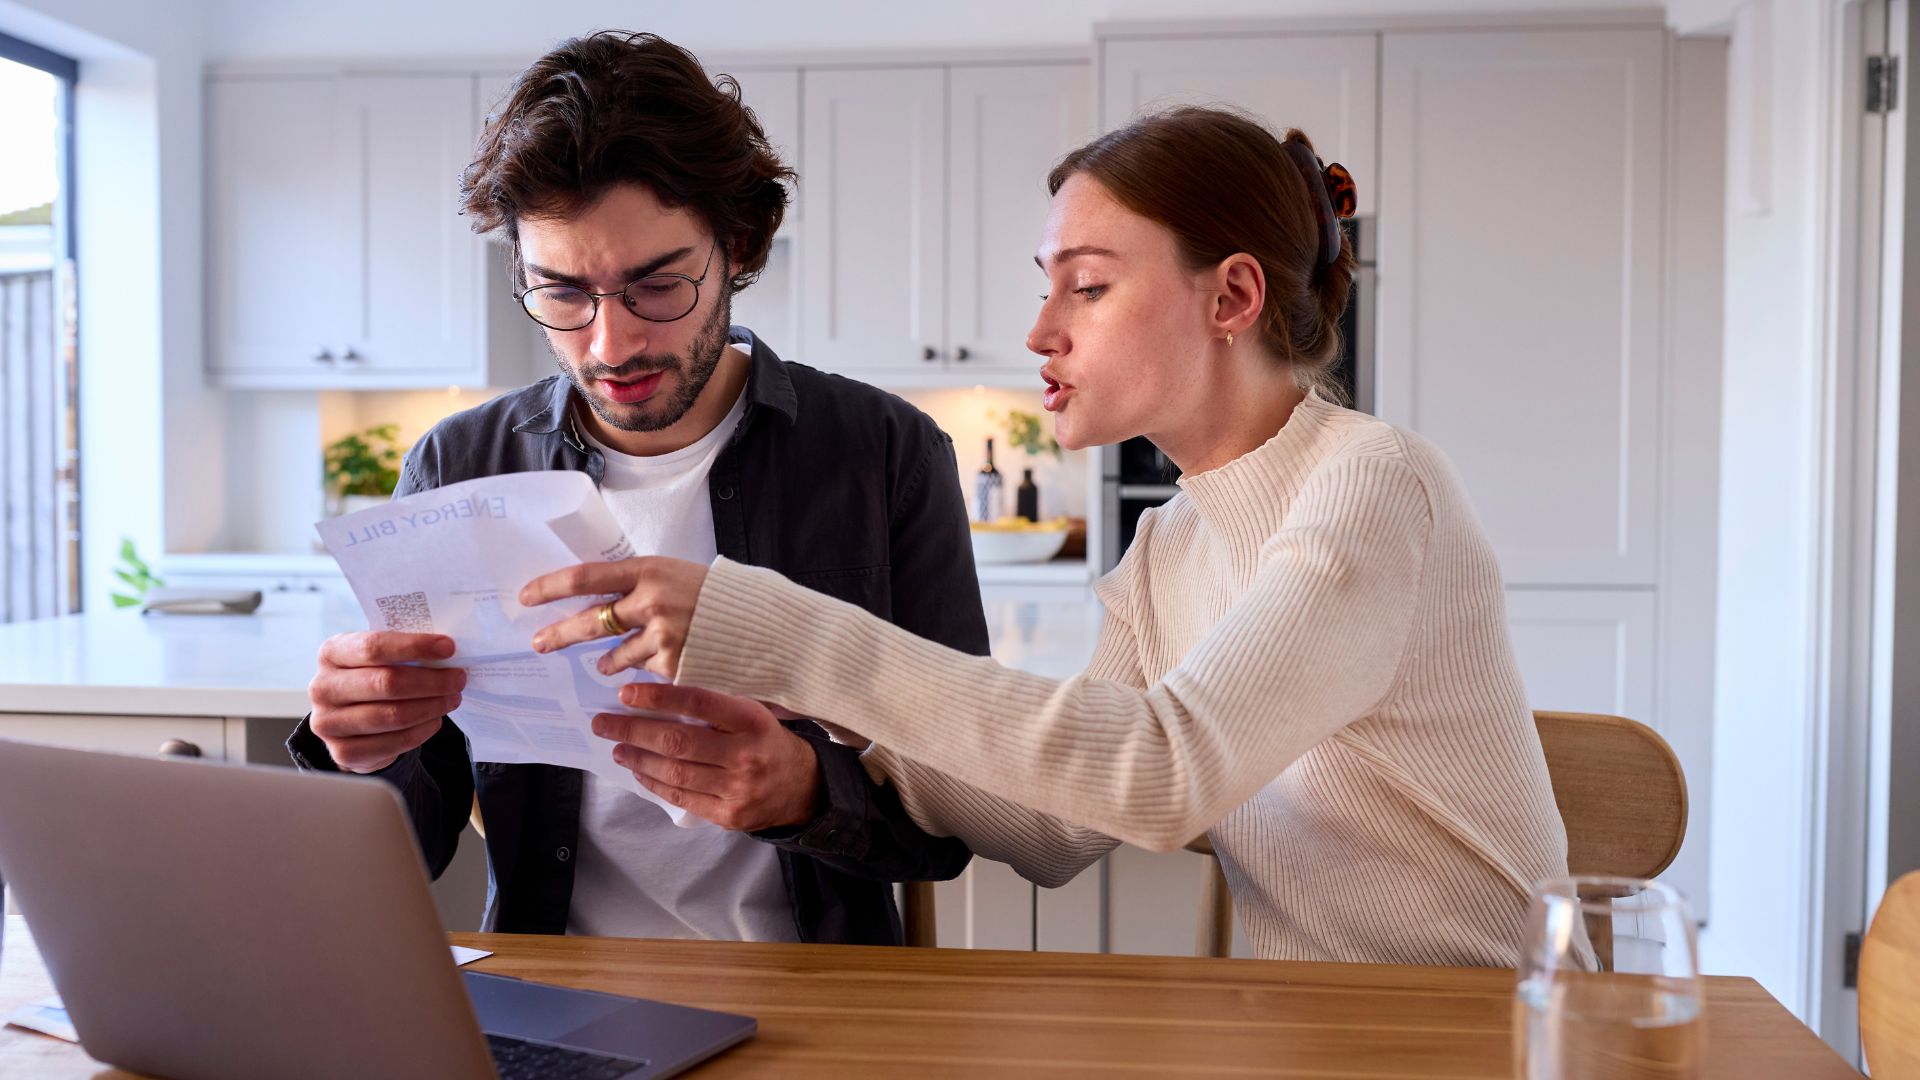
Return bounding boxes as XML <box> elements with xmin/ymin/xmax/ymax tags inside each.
<box><xmin>0</xmin><ymin>739</ymin><xmax>495</xmax><ymax>1080</ymax></box>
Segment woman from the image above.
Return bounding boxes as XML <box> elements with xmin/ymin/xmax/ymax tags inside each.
<box><xmin>525</xmin><ymin>107</ymin><xmax>1572</xmax><ymax>967</ymax></box>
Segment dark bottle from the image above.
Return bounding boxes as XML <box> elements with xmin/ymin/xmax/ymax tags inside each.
<box><xmin>974</xmin><ymin>438</ymin><xmax>1003</xmax><ymax>522</ymax></box>
<box><xmin>1015</xmin><ymin>468</ymin><xmax>1039</xmax><ymax>523</ymax></box>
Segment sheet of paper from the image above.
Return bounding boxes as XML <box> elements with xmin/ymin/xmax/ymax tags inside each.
<box><xmin>11</xmin><ymin>942</ymin><xmax>494</xmax><ymax>1044</ymax></box>
<box><xmin>3</xmin><ymin>997</ymin><xmax>75</xmax><ymax>1043</ymax></box>
<box><xmin>450</xmin><ymin>945</ymin><xmax>493</xmax><ymax>966</ymax></box>
<box><xmin>315</xmin><ymin>471</ymin><xmax>703</xmax><ymax>827</ymax></box>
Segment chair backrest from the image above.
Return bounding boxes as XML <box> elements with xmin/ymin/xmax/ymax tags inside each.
<box><xmin>1533</xmin><ymin>711</ymin><xmax>1687</xmax><ymax>882</ymax></box>
<box><xmin>1862</xmin><ymin>870</ymin><xmax>1920</xmax><ymax>1078</ymax></box>
<box><xmin>1186</xmin><ymin>711</ymin><xmax>1688</xmax><ymax>962</ymax></box>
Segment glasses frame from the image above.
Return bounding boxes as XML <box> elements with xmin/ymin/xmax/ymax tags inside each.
<box><xmin>515</xmin><ymin>240</ymin><xmax>718</xmax><ymax>331</ymax></box>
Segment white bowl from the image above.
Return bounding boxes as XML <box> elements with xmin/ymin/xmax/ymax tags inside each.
<box><xmin>970</xmin><ymin>527</ymin><xmax>1069</xmax><ymax>565</ymax></box>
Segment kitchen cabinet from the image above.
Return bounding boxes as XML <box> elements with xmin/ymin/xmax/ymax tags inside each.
<box><xmin>207</xmin><ymin>74</ymin><xmax>540</xmax><ymax>390</ymax></box>
<box><xmin>726</xmin><ymin>68</ymin><xmax>802</xmax><ymax>354</ymax></box>
<box><xmin>797</xmin><ymin>63</ymin><xmax>1089</xmax><ymax>382</ymax></box>
<box><xmin>1377</xmin><ymin>29</ymin><xmax>1666</xmax><ymax>587</ymax></box>
<box><xmin>1099</xmin><ymin>33</ymin><xmax>1378</xmax><ymax>216</ymax></box>
<box><xmin>947</xmin><ymin>64</ymin><xmax>1093</xmax><ymax>374</ymax></box>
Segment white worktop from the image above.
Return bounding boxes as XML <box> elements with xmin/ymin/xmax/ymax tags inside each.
<box><xmin>0</xmin><ymin>591</ymin><xmax>1103</xmax><ymax>720</ymax></box>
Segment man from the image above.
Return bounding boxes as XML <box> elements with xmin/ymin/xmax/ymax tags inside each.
<box><xmin>288</xmin><ymin>31</ymin><xmax>986</xmax><ymax>945</ymax></box>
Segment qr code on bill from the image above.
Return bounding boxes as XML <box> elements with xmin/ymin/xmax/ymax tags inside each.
<box><xmin>375</xmin><ymin>591</ymin><xmax>434</xmax><ymax>633</ymax></box>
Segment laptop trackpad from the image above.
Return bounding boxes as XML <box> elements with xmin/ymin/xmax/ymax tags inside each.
<box><xmin>464</xmin><ymin>972</ymin><xmax>630</xmax><ymax>1040</ymax></box>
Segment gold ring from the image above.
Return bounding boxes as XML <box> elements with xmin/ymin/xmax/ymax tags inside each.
<box><xmin>597</xmin><ymin>601</ymin><xmax>629</xmax><ymax>638</ymax></box>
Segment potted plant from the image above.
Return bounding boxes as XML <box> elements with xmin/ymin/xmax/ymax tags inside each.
<box><xmin>324</xmin><ymin>424</ymin><xmax>406</xmax><ymax>516</ymax></box>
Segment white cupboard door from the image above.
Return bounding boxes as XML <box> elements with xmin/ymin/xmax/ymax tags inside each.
<box><xmin>932</xmin><ymin>859</ymin><xmax>1036</xmax><ymax>950</ymax></box>
<box><xmin>340</xmin><ymin>76</ymin><xmax>483</xmax><ymax>380</ymax></box>
<box><xmin>1502</xmin><ymin>586</ymin><xmax>1703</xmax><ymax>908</ymax></box>
<box><xmin>798</xmin><ymin>67</ymin><xmax>947</xmax><ymax>374</ymax></box>
<box><xmin>1504</xmin><ymin>588</ymin><xmax>1658</xmax><ymax>724</ymax></box>
<box><xmin>206</xmin><ymin>77</ymin><xmax>352</xmax><ymax>383</ymax></box>
<box><xmin>948</xmin><ymin>64</ymin><xmax>1092</xmax><ymax>374</ymax></box>
<box><xmin>1099</xmin><ymin>34</ymin><xmax>1378</xmax><ymax>216</ymax></box>
<box><xmin>1104</xmin><ymin>843</ymin><xmax>1250</xmax><ymax>958</ymax></box>
<box><xmin>1378</xmin><ymin>30</ymin><xmax>1666</xmax><ymax>586</ymax></box>
<box><xmin>1035</xmin><ymin>855</ymin><xmax>1104</xmax><ymax>953</ymax></box>
<box><xmin>726</xmin><ymin>68</ymin><xmax>801</xmax><ymax>204</ymax></box>
<box><xmin>726</xmin><ymin>68</ymin><xmax>801</xmax><ymax>351</ymax></box>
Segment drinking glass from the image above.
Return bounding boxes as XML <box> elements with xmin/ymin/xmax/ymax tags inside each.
<box><xmin>1513</xmin><ymin>876</ymin><xmax>1704</xmax><ymax>1079</ymax></box>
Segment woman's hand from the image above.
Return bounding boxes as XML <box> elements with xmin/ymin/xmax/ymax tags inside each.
<box><xmin>520</xmin><ymin>556</ymin><xmax>708</xmax><ymax>680</ymax></box>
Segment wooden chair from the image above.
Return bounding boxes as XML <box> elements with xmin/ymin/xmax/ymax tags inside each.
<box><xmin>901</xmin><ymin>881</ymin><xmax>939</xmax><ymax>947</ymax></box>
<box><xmin>1862</xmin><ymin>870</ymin><xmax>1920</xmax><ymax>1079</ymax></box>
<box><xmin>1187</xmin><ymin>710</ymin><xmax>1689</xmax><ymax>964</ymax></box>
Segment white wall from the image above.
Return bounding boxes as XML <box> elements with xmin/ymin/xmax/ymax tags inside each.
<box><xmin>195</xmin><ymin>0</ymin><xmax>1657</xmax><ymax>61</ymax></box>
<box><xmin>1668</xmin><ymin>0</ymin><xmax>1840</xmax><ymax>1032</ymax></box>
<box><xmin>0</xmin><ymin>0</ymin><xmax>217</xmax><ymax>610</ymax></box>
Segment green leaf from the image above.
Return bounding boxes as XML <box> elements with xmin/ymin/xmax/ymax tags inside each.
<box><xmin>110</xmin><ymin>592</ymin><xmax>140</xmax><ymax>608</ymax></box>
<box><xmin>113</xmin><ymin>568</ymin><xmax>140</xmax><ymax>588</ymax></box>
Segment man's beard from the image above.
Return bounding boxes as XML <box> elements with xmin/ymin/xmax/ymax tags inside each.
<box><xmin>559</xmin><ymin>284</ymin><xmax>733</xmax><ymax>434</ymax></box>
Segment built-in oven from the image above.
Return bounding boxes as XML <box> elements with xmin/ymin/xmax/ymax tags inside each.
<box><xmin>1099</xmin><ymin>217</ymin><xmax>1376</xmax><ymax>571</ymax></box>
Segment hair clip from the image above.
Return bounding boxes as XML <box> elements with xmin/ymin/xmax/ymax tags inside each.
<box><xmin>1323</xmin><ymin>162</ymin><xmax>1358</xmax><ymax>220</ymax></box>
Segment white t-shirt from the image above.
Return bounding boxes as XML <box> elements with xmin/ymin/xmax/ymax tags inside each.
<box><xmin>563</xmin><ymin>384</ymin><xmax>797</xmax><ymax>942</ymax></box>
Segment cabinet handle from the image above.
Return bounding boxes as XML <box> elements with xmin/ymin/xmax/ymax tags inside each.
<box><xmin>341</xmin><ymin>348</ymin><xmax>363</xmax><ymax>363</ymax></box>
<box><xmin>314</xmin><ymin>349</ymin><xmax>335</xmax><ymax>364</ymax></box>
<box><xmin>158</xmin><ymin>739</ymin><xmax>203</xmax><ymax>758</ymax></box>
<box><xmin>922</xmin><ymin>346</ymin><xmax>939</xmax><ymax>362</ymax></box>
<box><xmin>954</xmin><ymin>346</ymin><xmax>971</xmax><ymax>362</ymax></box>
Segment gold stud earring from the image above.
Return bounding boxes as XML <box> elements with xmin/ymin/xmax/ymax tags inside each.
<box><xmin>1225</xmin><ymin>331</ymin><xmax>1234</xmax><ymax>347</ymax></box>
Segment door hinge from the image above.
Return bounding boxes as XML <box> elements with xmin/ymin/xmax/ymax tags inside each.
<box><xmin>1844</xmin><ymin>930</ymin><xmax>1864</xmax><ymax>989</ymax></box>
<box><xmin>1868</xmin><ymin>55</ymin><xmax>1900</xmax><ymax>114</ymax></box>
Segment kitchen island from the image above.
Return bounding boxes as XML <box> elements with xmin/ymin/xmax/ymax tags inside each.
<box><xmin>0</xmin><ymin>589</ymin><xmax>1105</xmax><ymax>938</ymax></box>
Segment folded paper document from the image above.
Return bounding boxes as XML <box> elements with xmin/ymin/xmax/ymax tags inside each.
<box><xmin>314</xmin><ymin>472</ymin><xmax>703</xmax><ymax>827</ymax></box>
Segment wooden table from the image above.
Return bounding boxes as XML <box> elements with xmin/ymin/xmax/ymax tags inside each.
<box><xmin>0</xmin><ymin>914</ymin><xmax>1859</xmax><ymax>1078</ymax></box>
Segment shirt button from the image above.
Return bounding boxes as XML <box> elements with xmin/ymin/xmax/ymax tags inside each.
<box><xmin>555</xmin><ymin>846</ymin><xmax>571</xmax><ymax>862</ymax></box>
<box><xmin>717</xmin><ymin>485</ymin><xmax>735</xmax><ymax>501</ymax></box>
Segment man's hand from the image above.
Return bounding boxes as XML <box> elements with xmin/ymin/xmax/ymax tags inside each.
<box><xmin>591</xmin><ymin>683</ymin><xmax>821</xmax><ymax>833</ymax></box>
<box><xmin>308</xmin><ymin>632</ymin><xmax>466</xmax><ymax>774</ymax></box>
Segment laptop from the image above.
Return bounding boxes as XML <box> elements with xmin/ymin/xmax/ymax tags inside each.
<box><xmin>0</xmin><ymin>738</ymin><xmax>756</xmax><ymax>1080</ymax></box>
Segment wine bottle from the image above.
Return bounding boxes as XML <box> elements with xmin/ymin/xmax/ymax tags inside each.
<box><xmin>1015</xmin><ymin>468</ymin><xmax>1039</xmax><ymax>523</ymax></box>
<box><xmin>975</xmin><ymin>438</ymin><xmax>1003</xmax><ymax>522</ymax></box>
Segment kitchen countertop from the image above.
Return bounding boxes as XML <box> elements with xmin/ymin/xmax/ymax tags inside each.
<box><xmin>0</xmin><ymin>591</ymin><xmax>1103</xmax><ymax>719</ymax></box>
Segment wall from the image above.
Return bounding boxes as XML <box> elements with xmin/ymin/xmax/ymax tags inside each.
<box><xmin>0</xmin><ymin>0</ymin><xmax>215</xmax><ymax>611</ymax></box>
<box><xmin>1668</xmin><ymin>0</ymin><xmax>1843</xmax><ymax>1034</ymax></box>
<box><xmin>196</xmin><ymin>0</ymin><xmax>1658</xmax><ymax>60</ymax></box>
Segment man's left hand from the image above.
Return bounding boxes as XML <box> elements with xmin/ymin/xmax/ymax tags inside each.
<box><xmin>591</xmin><ymin>683</ymin><xmax>821</xmax><ymax>832</ymax></box>
<box><xmin>522</xmin><ymin>556</ymin><xmax>706</xmax><ymax>680</ymax></box>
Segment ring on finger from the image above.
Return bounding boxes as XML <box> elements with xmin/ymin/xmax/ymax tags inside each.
<box><xmin>597</xmin><ymin>601</ymin><xmax>629</xmax><ymax>639</ymax></box>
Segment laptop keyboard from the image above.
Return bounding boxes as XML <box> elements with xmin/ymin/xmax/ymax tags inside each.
<box><xmin>486</xmin><ymin>1032</ymin><xmax>648</xmax><ymax>1079</ymax></box>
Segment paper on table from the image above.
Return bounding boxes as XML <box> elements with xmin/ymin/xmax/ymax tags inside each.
<box><xmin>8</xmin><ymin>945</ymin><xmax>497</xmax><ymax>1045</ymax></box>
<box><xmin>3</xmin><ymin>997</ymin><xmax>75</xmax><ymax>1042</ymax></box>
<box><xmin>315</xmin><ymin>471</ymin><xmax>704</xmax><ymax>827</ymax></box>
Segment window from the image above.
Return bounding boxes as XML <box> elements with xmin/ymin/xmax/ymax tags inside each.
<box><xmin>0</xmin><ymin>33</ymin><xmax>77</xmax><ymax>622</ymax></box>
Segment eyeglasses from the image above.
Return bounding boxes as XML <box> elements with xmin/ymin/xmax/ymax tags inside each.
<box><xmin>516</xmin><ymin>242</ymin><xmax>717</xmax><ymax>331</ymax></box>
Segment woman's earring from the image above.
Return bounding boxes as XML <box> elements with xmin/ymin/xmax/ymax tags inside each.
<box><xmin>1225</xmin><ymin>331</ymin><xmax>1235</xmax><ymax>347</ymax></box>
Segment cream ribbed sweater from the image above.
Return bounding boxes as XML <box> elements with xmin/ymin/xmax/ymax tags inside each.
<box><xmin>677</xmin><ymin>393</ymin><xmax>1570</xmax><ymax>966</ymax></box>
